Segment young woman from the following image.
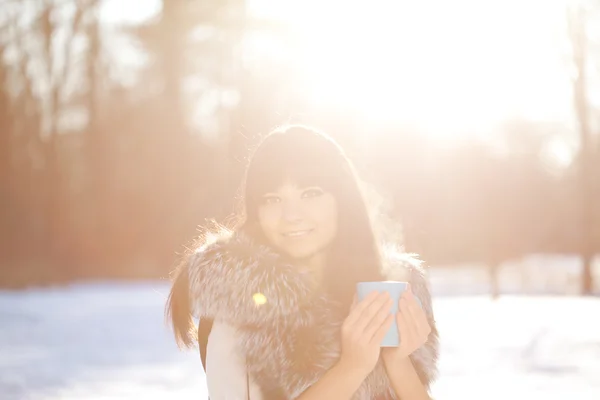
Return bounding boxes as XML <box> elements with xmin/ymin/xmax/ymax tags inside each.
<box><xmin>166</xmin><ymin>125</ymin><xmax>439</xmax><ymax>399</ymax></box>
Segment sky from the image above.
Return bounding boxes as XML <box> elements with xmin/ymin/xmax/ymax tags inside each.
<box><xmin>256</xmin><ymin>0</ymin><xmax>577</xmax><ymax>128</ymax></box>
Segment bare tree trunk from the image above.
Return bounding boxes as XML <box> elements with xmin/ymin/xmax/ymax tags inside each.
<box><xmin>0</xmin><ymin>55</ymin><xmax>12</xmax><ymax>264</ymax></box>
<box><xmin>85</xmin><ymin>1</ymin><xmax>105</xmax><ymax>264</ymax></box>
<box><xmin>569</xmin><ymin>6</ymin><xmax>595</xmax><ymax>295</ymax></box>
<box><xmin>221</xmin><ymin>0</ymin><xmax>247</xmax><ymax>218</ymax></box>
<box><xmin>39</xmin><ymin>6</ymin><xmax>62</xmax><ymax>268</ymax></box>
<box><xmin>489</xmin><ymin>261</ymin><xmax>500</xmax><ymax>299</ymax></box>
<box><xmin>38</xmin><ymin>1</ymin><xmax>86</xmax><ymax>273</ymax></box>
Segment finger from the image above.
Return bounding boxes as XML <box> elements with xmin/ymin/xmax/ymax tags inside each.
<box><xmin>418</xmin><ymin>317</ymin><xmax>432</xmax><ymax>340</ymax></box>
<box><xmin>345</xmin><ymin>291</ymin><xmax>380</xmax><ymax>326</ymax></box>
<box><xmin>350</xmin><ymin>294</ymin><xmax>358</xmax><ymax>311</ymax></box>
<box><xmin>363</xmin><ymin>296</ymin><xmax>393</xmax><ymax>341</ymax></box>
<box><xmin>371</xmin><ymin>314</ymin><xmax>394</xmax><ymax>345</ymax></box>
<box><xmin>353</xmin><ymin>292</ymin><xmax>390</xmax><ymax>334</ymax></box>
<box><xmin>399</xmin><ymin>296</ymin><xmax>419</xmax><ymax>342</ymax></box>
<box><xmin>404</xmin><ymin>291</ymin><xmax>422</xmax><ymax>326</ymax></box>
<box><xmin>396</xmin><ymin>308</ymin><xmax>412</xmax><ymax>348</ymax></box>
<box><xmin>412</xmin><ymin>304</ymin><xmax>431</xmax><ymax>339</ymax></box>
<box><xmin>406</xmin><ymin>286</ymin><xmax>421</xmax><ymax>312</ymax></box>
<box><xmin>405</xmin><ymin>291</ymin><xmax>430</xmax><ymax>337</ymax></box>
<box><xmin>416</xmin><ymin>310</ymin><xmax>432</xmax><ymax>339</ymax></box>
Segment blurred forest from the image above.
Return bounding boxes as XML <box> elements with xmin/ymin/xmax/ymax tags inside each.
<box><xmin>0</xmin><ymin>0</ymin><xmax>599</xmax><ymax>294</ymax></box>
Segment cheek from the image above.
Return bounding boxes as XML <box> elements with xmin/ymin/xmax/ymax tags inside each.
<box><xmin>314</xmin><ymin>198</ymin><xmax>338</xmax><ymax>237</ymax></box>
<box><xmin>258</xmin><ymin>206</ymin><xmax>281</xmax><ymax>237</ymax></box>
<box><xmin>325</xmin><ymin>207</ymin><xmax>339</xmax><ymax>238</ymax></box>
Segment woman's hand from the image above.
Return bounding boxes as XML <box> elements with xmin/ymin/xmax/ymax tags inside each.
<box><xmin>382</xmin><ymin>285</ymin><xmax>431</xmax><ymax>367</ymax></box>
<box><xmin>338</xmin><ymin>291</ymin><xmax>394</xmax><ymax>378</ymax></box>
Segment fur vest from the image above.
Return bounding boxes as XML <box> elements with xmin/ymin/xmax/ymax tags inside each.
<box><xmin>187</xmin><ymin>232</ymin><xmax>439</xmax><ymax>399</ymax></box>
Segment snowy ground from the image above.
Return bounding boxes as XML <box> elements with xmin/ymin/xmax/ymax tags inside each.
<box><xmin>1</xmin><ymin>271</ymin><xmax>599</xmax><ymax>400</ymax></box>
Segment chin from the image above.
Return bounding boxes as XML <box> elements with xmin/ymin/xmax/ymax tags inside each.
<box><xmin>284</xmin><ymin>249</ymin><xmax>317</xmax><ymax>261</ymax></box>
<box><xmin>281</xmin><ymin>245</ymin><xmax>321</xmax><ymax>261</ymax></box>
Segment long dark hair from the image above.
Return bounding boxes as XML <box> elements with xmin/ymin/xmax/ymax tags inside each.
<box><xmin>166</xmin><ymin>125</ymin><xmax>387</xmax><ymax>348</ymax></box>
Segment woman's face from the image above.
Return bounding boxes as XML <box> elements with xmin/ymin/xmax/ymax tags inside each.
<box><xmin>257</xmin><ymin>181</ymin><xmax>338</xmax><ymax>264</ymax></box>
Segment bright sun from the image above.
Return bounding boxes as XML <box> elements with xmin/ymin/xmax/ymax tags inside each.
<box><xmin>252</xmin><ymin>0</ymin><xmax>574</xmax><ymax>138</ymax></box>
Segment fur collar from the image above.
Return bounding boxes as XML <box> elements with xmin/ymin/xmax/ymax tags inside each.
<box><xmin>188</xmin><ymin>231</ymin><xmax>439</xmax><ymax>399</ymax></box>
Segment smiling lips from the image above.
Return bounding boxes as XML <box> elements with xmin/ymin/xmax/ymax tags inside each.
<box><xmin>282</xmin><ymin>229</ymin><xmax>314</xmax><ymax>238</ymax></box>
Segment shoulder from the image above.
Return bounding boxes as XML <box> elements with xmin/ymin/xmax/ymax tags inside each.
<box><xmin>190</xmin><ymin>228</ymin><xmax>278</xmax><ymax>269</ymax></box>
<box><xmin>187</xmin><ymin>227</ymin><xmax>318</xmax><ymax>324</ymax></box>
<box><xmin>187</xmin><ymin>228</ymin><xmax>288</xmax><ymax>295</ymax></box>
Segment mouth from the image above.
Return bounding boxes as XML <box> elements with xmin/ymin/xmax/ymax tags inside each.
<box><xmin>281</xmin><ymin>229</ymin><xmax>314</xmax><ymax>238</ymax></box>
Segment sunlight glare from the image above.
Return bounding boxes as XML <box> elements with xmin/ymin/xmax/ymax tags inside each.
<box><xmin>253</xmin><ymin>292</ymin><xmax>268</xmax><ymax>306</ymax></box>
<box><xmin>100</xmin><ymin>0</ymin><xmax>161</xmax><ymax>25</ymax></box>
<box><xmin>254</xmin><ymin>0</ymin><xmax>573</xmax><ymax>139</ymax></box>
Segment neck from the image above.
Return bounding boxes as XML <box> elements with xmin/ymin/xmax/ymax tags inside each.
<box><xmin>301</xmin><ymin>252</ymin><xmax>327</xmax><ymax>287</ymax></box>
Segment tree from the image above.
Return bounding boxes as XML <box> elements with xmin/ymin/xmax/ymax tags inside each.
<box><xmin>568</xmin><ymin>3</ymin><xmax>598</xmax><ymax>295</ymax></box>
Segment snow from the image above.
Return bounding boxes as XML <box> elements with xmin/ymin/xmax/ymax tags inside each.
<box><xmin>0</xmin><ymin>283</ymin><xmax>204</xmax><ymax>400</ymax></box>
<box><xmin>1</xmin><ymin>278</ymin><xmax>599</xmax><ymax>400</ymax></box>
<box><xmin>432</xmin><ymin>296</ymin><xmax>600</xmax><ymax>400</ymax></box>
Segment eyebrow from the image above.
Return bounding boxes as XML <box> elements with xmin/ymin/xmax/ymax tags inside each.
<box><xmin>260</xmin><ymin>184</ymin><xmax>324</xmax><ymax>197</ymax></box>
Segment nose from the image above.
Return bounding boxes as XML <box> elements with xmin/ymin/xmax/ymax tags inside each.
<box><xmin>281</xmin><ymin>199</ymin><xmax>304</xmax><ymax>223</ymax></box>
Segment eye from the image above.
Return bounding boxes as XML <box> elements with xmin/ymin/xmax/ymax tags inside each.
<box><xmin>302</xmin><ymin>187</ymin><xmax>324</xmax><ymax>199</ymax></box>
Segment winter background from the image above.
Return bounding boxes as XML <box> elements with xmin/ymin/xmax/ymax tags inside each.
<box><xmin>2</xmin><ymin>0</ymin><xmax>600</xmax><ymax>399</ymax></box>
<box><xmin>2</xmin><ymin>258</ymin><xmax>599</xmax><ymax>400</ymax></box>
